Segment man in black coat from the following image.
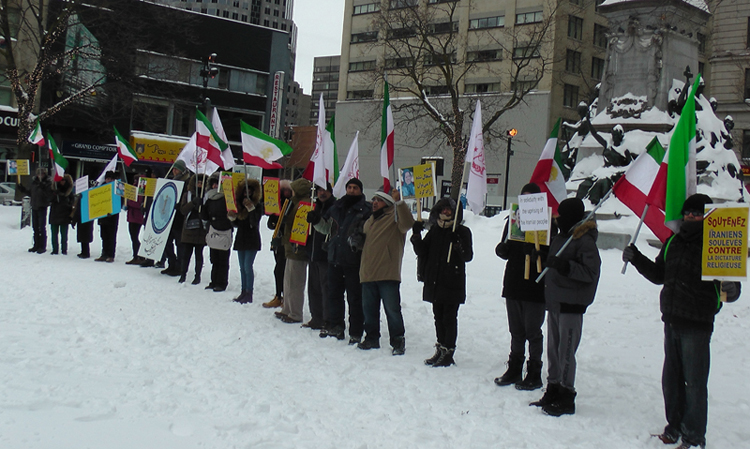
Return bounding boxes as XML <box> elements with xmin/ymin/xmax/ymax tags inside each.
<box><xmin>623</xmin><ymin>194</ymin><xmax>741</xmax><ymax>449</ymax></box>
<box><xmin>304</xmin><ymin>184</ymin><xmax>336</xmax><ymax>329</ymax></box>
<box><xmin>18</xmin><ymin>167</ymin><xmax>52</xmax><ymax>253</ymax></box>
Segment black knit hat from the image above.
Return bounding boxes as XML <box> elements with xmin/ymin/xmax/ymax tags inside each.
<box><xmin>681</xmin><ymin>194</ymin><xmax>712</xmax><ymax>215</ymax></box>
<box><xmin>345</xmin><ymin>177</ymin><xmax>363</xmax><ymax>192</ymax></box>
<box><xmin>521</xmin><ymin>183</ymin><xmax>541</xmax><ymax>194</ymax></box>
<box><xmin>105</xmin><ymin>171</ymin><xmax>117</xmax><ymax>180</ymax></box>
<box><xmin>556</xmin><ymin>197</ymin><xmax>585</xmax><ymax>234</ymax></box>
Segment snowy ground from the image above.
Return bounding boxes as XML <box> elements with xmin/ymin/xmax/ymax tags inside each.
<box><xmin>1</xmin><ymin>203</ymin><xmax>748</xmax><ymax>449</ymax></box>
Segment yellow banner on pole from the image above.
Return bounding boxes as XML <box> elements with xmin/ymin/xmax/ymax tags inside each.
<box><xmin>222</xmin><ymin>173</ymin><xmax>237</xmax><ymax>213</ymax></box>
<box><xmin>16</xmin><ymin>160</ymin><xmax>31</xmax><ymax>176</ymax></box>
<box><xmin>88</xmin><ymin>183</ymin><xmax>114</xmax><ymax>219</ymax></box>
<box><xmin>289</xmin><ymin>201</ymin><xmax>312</xmax><ymax>245</ymax></box>
<box><xmin>263</xmin><ymin>177</ymin><xmax>280</xmax><ymax>215</ymax></box>
<box><xmin>702</xmin><ymin>203</ymin><xmax>749</xmax><ymax>281</ymax></box>
<box><xmin>138</xmin><ymin>178</ymin><xmax>157</xmax><ymax>197</ymax></box>
<box><xmin>123</xmin><ymin>183</ymin><xmax>138</xmax><ymax>202</ymax></box>
<box><xmin>412</xmin><ymin>163</ymin><xmax>436</xmax><ymax>199</ymax></box>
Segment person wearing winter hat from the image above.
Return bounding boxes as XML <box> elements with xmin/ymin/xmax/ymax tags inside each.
<box><xmin>411</xmin><ymin>197</ymin><xmax>473</xmax><ymax>366</ymax></box>
<box><xmin>494</xmin><ymin>182</ymin><xmax>551</xmax><ymax>388</ymax></box>
<box><xmin>160</xmin><ymin>160</ymin><xmax>192</xmax><ymax>276</ymax></box>
<box><xmin>310</xmin><ymin>177</ymin><xmax>371</xmax><ymax>343</ymax></box>
<box><xmin>357</xmin><ymin>187</ymin><xmax>415</xmax><ymax>355</ymax></box>
<box><xmin>95</xmin><ymin>171</ymin><xmax>121</xmax><ymax>262</ymax></box>
<box><xmin>623</xmin><ymin>193</ymin><xmax>741</xmax><ymax>449</ymax></box>
<box><xmin>201</xmin><ymin>173</ymin><xmax>233</xmax><ymax>292</ymax></box>
<box><xmin>303</xmin><ymin>183</ymin><xmax>336</xmax><ymax>329</ymax></box>
<box><xmin>531</xmin><ymin>197</ymin><xmax>600</xmax><ymax>417</ymax></box>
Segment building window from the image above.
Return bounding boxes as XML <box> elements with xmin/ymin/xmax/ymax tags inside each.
<box><xmin>745</xmin><ymin>69</ymin><xmax>750</xmax><ymax>99</ymax></box>
<box><xmin>511</xmin><ymin>79</ymin><xmax>539</xmax><ymax>92</ymax></box>
<box><xmin>351</xmin><ymin>31</ymin><xmax>378</xmax><ymax>43</ymax></box>
<box><xmin>388</xmin><ymin>27</ymin><xmax>416</xmax><ymax>39</ymax></box>
<box><xmin>273</xmin><ymin>9</ymin><xmax>279</xmax><ymax>16</ymax></box>
<box><xmin>232</xmin><ymin>12</ymin><xmax>239</xmax><ymax>19</ymax></box>
<box><xmin>424</xmin><ymin>52</ymin><xmax>457</xmax><ymax>66</ymax></box>
<box><xmin>747</xmin><ymin>18</ymin><xmax>750</xmax><ymax>48</ymax></box>
<box><xmin>428</xmin><ymin>0</ymin><xmax>457</xmax><ymax>3</ymax></box>
<box><xmin>743</xmin><ymin>130</ymin><xmax>750</xmax><ymax>160</ymax></box>
<box><xmin>563</xmin><ymin>83</ymin><xmax>579</xmax><ymax>108</ymax></box>
<box><xmin>516</xmin><ymin>11</ymin><xmax>543</xmax><ymax>25</ymax></box>
<box><xmin>263</xmin><ymin>19</ymin><xmax>269</xmax><ymax>26</ymax></box>
<box><xmin>353</xmin><ymin>2</ymin><xmax>380</xmax><ymax>15</ymax></box>
<box><xmin>513</xmin><ymin>45</ymin><xmax>540</xmax><ymax>59</ymax></box>
<box><xmin>265</xmin><ymin>7</ymin><xmax>270</xmax><ymax>14</ymax></box>
<box><xmin>348</xmin><ymin>60</ymin><xmax>377</xmax><ymax>72</ymax></box>
<box><xmin>591</xmin><ymin>57</ymin><xmax>605</xmax><ymax>80</ymax></box>
<box><xmin>594</xmin><ymin>24</ymin><xmax>608</xmax><ymax>48</ymax></box>
<box><xmin>469</xmin><ymin>16</ymin><xmax>505</xmax><ymax>30</ymax></box>
<box><xmin>241</xmin><ymin>14</ymin><xmax>247</xmax><ymax>21</ymax></box>
<box><xmin>697</xmin><ymin>33</ymin><xmax>706</xmax><ymax>54</ymax></box>
<box><xmin>465</xmin><ymin>82</ymin><xmax>502</xmax><ymax>93</ymax></box>
<box><xmin>467</xmin><ymin>49</ymin><xmax>502</xmax><ymax>62</ymax></box>
<box><xmin>223</xmin><ymin>10</ymin><xmax>229</xmax><ymax>17</ymax></box>
<box><xmin>429</xmin><ymin>21</ymin><xmax>458</xmax><ymax>35</ymax></box>
<box><xmin>565</xmin><ymin>49</ymin><xmax>581</xmax><ymax>73</ymax></box>
<box><xmin>385</xmin><ymin>57</ymin><xmax>414</xmax><ymax>68</ymax></box>
<box><xmin>347</xmin><ymin>90</ymin><xmax>374</xmax><ymax>99</ymax></box>
<box><xmin>425</xmin><ymin>85</ymin><xmax>449</xmax><ymax>96</ymax></box>
<box><xmin>568</xmin><ymin>16</ymin><xmax>583</xmax><ymax>40</ymax></box>
<box><xmin>390</xmin><ymin>0</ymin><xmax>417</xmax><ymax>9</ymax></box>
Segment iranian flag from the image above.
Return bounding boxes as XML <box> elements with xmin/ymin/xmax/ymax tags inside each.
<box><xmin>465</xmin><ymin>100</ymin><xmax>486</xmax><ymax>214</ymax></box>
<box><xmin>380</xmin><ymin>80</ymin><xmax>394</xmax><ymax>192</ymax></box>
<box><xmin>210</xmin><ymin>108</ymin><xmax>236</xmax><ymax>170</ymax></box>
<box><xmin>114</xmin><ymin>127</ymin><xmax>138</xmax><ymax>167</ymax></box>
<box><xmin>647</xmin><ymin>74</ymin><xmax>700</xmax><ymax>234</ymax></box>
<box><xmin>333</xmin><ymin>131</ymin><xmax>360</xmax><ymax>199</ymax></box>
<box><xmin>47</xmin><ymin>134</ymin><xmax>68</xmax><ymax>182</ymax></box>
<box><xmin>240</xmin><ymin>120</ymin><xmax>293</xmax><ymax>169</ymax></box>
<box><xmin>612</xmin><ymin>137</ymin><xmax>672</xmax><ymax>242</ymax></box>
<box><xmin>28</xmin><ymin>121</ymin><xmax>45</xmax><ymax>146</ymax></box>
<box><xmin>196</xmin><ymin>109</ymin><xmax>228</xmax><ymax>169</ymax></box>
<box><xmin>529</xmin><ymin>118</ymin><xmax>567</xmax><ymax>215</ymax></box>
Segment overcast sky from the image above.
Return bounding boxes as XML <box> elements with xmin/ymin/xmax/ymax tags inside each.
<box><xmin>293</xmin><ymin>0</ymin><xmax>345</xmax><ymax>93</ymax></box>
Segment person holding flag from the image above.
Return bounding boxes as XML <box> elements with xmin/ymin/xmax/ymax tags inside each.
<box><xmin>380</xmin><ymin>80</ymin><xmax>394</xmax><ymax>192</ymax></box>
<box><xmin>17</xmin><ymin>167</ymin><xmax>52</xmax><ymax>254</ymax></box>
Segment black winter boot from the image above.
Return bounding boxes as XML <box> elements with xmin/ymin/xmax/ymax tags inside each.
<box><xmin>494</xmin><ymin>354</ymin><xmax>525</xmax><ymax>386</ymax></box>
<box><xmin>542</xmin><ymin>386</ymin><xmax>576</xmax><ymax>416</ymax></box>
<box><xmin>515</xmin><ymin>360</ymin><xmax>544</xmax><ymax>391</ymax></box>
<box><xmin>530</xmin><ymin>383</ymin><xmax>562</xmax><ymax>407</ymax></box>
<box><xmin>424</xmin><ymin>344</ymin><xmax>442</xmax><ymax>365</ymax></box>
<box><xmin>432</xmin><ymin>346</ymin><xmax>455</xmax><ymax>367</ymax></box>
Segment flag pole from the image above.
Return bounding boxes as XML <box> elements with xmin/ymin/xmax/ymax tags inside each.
<box><xmin>621</xmin><ymin>204</ymin><xmax>649</xmax><ymax>274</ymax></box>
<box><xmin>535</xmin><ymin>187</ymin><xmax>614</xmax><ymax>283</ymax></box>
<box><xmin>447</xmin><ymin>153</ymin><xmax>471</xmax><ymax>262</ymax></box>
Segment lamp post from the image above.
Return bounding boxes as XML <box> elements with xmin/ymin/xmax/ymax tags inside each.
<box><xmin>199</xmin><ymin>53</ymin><xmax>218</xmax><ymax>113</ymax></box>
<box><xmin>503</xmin><ymin>128</ymin><xmax>517</xmax><ymax>210</ymax></box>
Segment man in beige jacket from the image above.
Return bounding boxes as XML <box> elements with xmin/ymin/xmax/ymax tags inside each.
<box><xmin>357</xmin><ymin>188</ymin><xmax>415</xmax><ymax>355</ymax></box>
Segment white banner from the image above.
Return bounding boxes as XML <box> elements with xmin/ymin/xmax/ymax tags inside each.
<box><xmin>138</xmin><ymin>179</ymin><xmax>184</xmax><ymax>260</ymax></box>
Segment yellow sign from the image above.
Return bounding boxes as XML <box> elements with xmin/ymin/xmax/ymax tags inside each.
<box><xmin>88</xmin><ymin>183</ymin><xmax>114</xmax><ymax>218</ymax></box>
<box><xmin>138</xmin><ymin>178</ymin><xmax>157</xmax><ymax>197</ymax></box>
<box><xmin>130</xmin><ymin>135</ymin><xmax>187</xmax><ymax>163</ymax></box>
<box><xmin>222</xmin><ymin>173</ymin><xmax>237</xmax><ymax>213</ymax></box>
<box><xmin>12</xmin><ymin>160</ymin><xmax>31</xmax><ymax>176</ymax></box>
<box><xmin>123</xmin><ymin>183</ymin><xmax>138</xmax><ymax>202</ymax></box>
<box><xmin>232</xmin><ymin>172</ymin><xmax>245</xmax><ymax>193</ymax></box>
<box><xmin>289</xmin><ymin>201</ymin><xmax>312</xmax><ymax>245</ymax></box>
<box><xmin>702</xmin><ymin>203</ymin><xmax>749</xmax><ymax>281</ymax></box>
<box><xmin>263</xmin><ymin>177</ymin><xmax>280</xmax><ymax>215</ymax></box>
<box><xmin>413</xmin><ymin>163</ymin><xmax>436</xmax><ymax>199</ymax></box>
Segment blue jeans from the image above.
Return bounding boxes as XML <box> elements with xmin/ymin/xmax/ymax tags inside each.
<box><xmin>237</xmin><ymin>250</ymin><xmax>257</xmax><ymax>292</ymax></box>
<box><xmin>362</xmin><ymin>280</ymin><xmax>404</xmax><ymax>346</ymax></box>
<box><xmin>662</xmin><ymin>323</ymin><xmax>711</xmax><ymax>448</ymax></box>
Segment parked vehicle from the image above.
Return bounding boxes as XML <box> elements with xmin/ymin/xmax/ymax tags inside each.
<box><xmin>0</xmin><ymin>183</ymin><xmax>18</xmax><ymax>205</ymax></box>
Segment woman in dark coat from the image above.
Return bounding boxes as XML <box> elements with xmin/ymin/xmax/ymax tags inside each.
<box><xmin>229</xmin><ymin>178</ymin><xmax>263</xmax><ymax>303</ymax></box>
<box><xmin>494</xmin><ymin>183</ymin><xmax>550</xmax><ymax>390</ymax></box>
<box><xmin>126</xmin><ymin>174</ymin><xmax>146</xmax><ymax>265</ymax></box>
<box><xmin>411</xmin><ymin>198</ymin><xmax>473</xmax><ymax>367</ymax></box>
<box><xmin>49</xmin><ymin>174</ymin><xmax>74</xmax><ymax>255</ymax></box>
<box><xmin>201</xmin><ymin>174</ymin><xmax>232</xmax><ymax>292</ymax></box>
<box><xmin>179</xmin><ymin>174</ymin><xmax>208</xmax><ymax>284</ymax></box>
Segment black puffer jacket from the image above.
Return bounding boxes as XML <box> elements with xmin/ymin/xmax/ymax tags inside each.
<box><xmin>180</xmin><ymin>174</ymin><xmax>208</xmax><ymax>245</ymax></box>
<box><xmin>629</xmin><ymin>220</ymin><xmax>741</xmax><ymax>331</ymax></box>
<box><xmin>314</xmin><ymin>194</ymin><xmax>371</xmax><ymax>267</ymax></box>
<box><xmin>411</xmin><ymin>199</ymin><xmax>473</xmax><ymax>305</ymax></box>
<box><xmin>232</xmin><ymin>178</ymin><xmax>263</xmax><ymax>251</ymax></box>
<box><xmin>544</xmin><ymin>220</ymin><xmax>601</xmax><ymax>314</ymax></box>
<box><xmin>201</xmin><ymin>188</ymin><xmax>232</xmax><ymax>231</ymax></box>
<box><xmin>307</xmin><ymin>194</ymin><xmax>335</xmax><ymax>262</ymax></box>
<box><xmin>49</xmin><ymin>174</ymin><xmax>74</xmax><ymax>225</ymax></box>
<box><xmin>495</xmin><ymin>220</ymin><xmax>547</xmax><ymax>303</ymax></box>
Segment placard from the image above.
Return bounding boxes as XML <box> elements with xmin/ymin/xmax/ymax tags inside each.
<box><xmin>14</xmin><ymin>160</ymin><xmax>30</xmax><ymax>176</ymax></box>
<box><xmin>80</xmin><ymin>182</ymin><xmax>122</xmax><ymax>223</ymax></box>
<box><xmin>263</xmin><ymin>177</ymin><xmax>280</xmax><ymax>215</ymax></box>
<box><xmin>75</xmin><ymin>175</ymin><xmax>89</xmax><ymax>194</ymax></box>
<box><xmin>222</xmin><ymin>172</ymin><xmax>238</xmax><ymax>213</ymax></box>
<box><xmin>413</xmin><ymin>163</ymin><xmax>436</xmax><ymax>199</ymax></box>
<box><xmin>138</xmin><ymin>177</ymin><xmax>157</xmax><ymax>198</ymax></box>
<box><xmin>138</xmin><ymin>179</ymin><xmax>184</xmax><ymax>259</ymax></box>
<box><xmin>518</xmin><ymin>193</ymin><xmax>550</xmax><ymax>232</ymax></box>
<box><xmin>233</xmin><ymin>165</ymin><xmax>263</xmax><ymax>181</ymax></box>
<box><xmin>399</xmin><ymin>167</ymin><xmax>416</xmax><ymax>199</ymax></box>
<box><xmin>123</xmin><ymin>183</ymin><xmax>138</xmax><ymax>202</ymax></box>
<box><xmin>7</xmin><ymin>160</ymin><xmax>17</xmax><ymax>176</ymax></box>
<box><xmin>702</xmin><ymin>203</ymin><xmax>749</xmax><ymax>281</ymax></box>
<box><xmin>289</xmin><ymin>201</ymin><xmax>312</xmax><ymax>245</ymax></box>
<box><xmin>507</xmin><ymin>202</ymin><xmax>551</xmax><ymax>246</ymax></box>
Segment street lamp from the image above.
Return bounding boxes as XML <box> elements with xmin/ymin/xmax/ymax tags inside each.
<box><xmin>199</xmin><ymin>53</ymin><xmax>218</xmax><ymax>112</ymax></box>
<box><xmin>503</xmin><ymin>128</ymin><xmax>518</xmax><ymax>210</ymax></box>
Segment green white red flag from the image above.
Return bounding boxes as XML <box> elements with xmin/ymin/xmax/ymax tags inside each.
<box><xmin>380</xmin><ymin>80</ymin><xmax>394</xmax><ymax>192</ymax></box>
<box><xmin>114</xmin><ymin>126</ymin><xmax>138</xmax><ymax>167</ymax></box>
<box><xmin>612</xmin><ymin>137</ymin><xmax>671</xmax><ymax>242</ymax></box>
<box><xmin>47</xmin><ymin>134</ymin><xmax>68</xmax><ymax>182</ymax></box>
<box><xmin>647</xmin><ymin>74</ymin><xmax>700</xmax><ymax>234</ymax></box>
<box><xmin>196</xmin><ymin>109</ymin><xmax>228</xmax><ymax>169</ymax></box>
<box><xmin>333</xmin><ymin>131</ymin><xmax>359</xmax><ymax>198</ymax></box>
<box><xmin>465</xmin><ymin>100</ymin><xmax>486</xmax><ymax>214</ymax></box>
<box><xmin>210</xmin><ymin>108</ymin><xmax>236</xmax><ymax>170</ymax></box>
<box><xmin>240</xmin><ymin>120</ymin><xmax>293</xmax><ymax>169</ymax></box>
<box><xmin>29</xmin><ymin>121</ymin><xmax>45</xmax><ymax>146</ymax></box>
<box><xmin>529</xmin><ymin>118</ymin><xmax>567</xmax><ymax>215</ymax></box>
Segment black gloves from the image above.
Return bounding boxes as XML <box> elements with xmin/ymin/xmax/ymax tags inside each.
<box><xmin>450</xmin><ymin>232</ymin><xmax>462</xmax><ymax>246</ymax></box>
<box><xmin>546</xmin><ymin>256</ymin><xmax>570</xmax><ymax>276</ymax></box>
<box><xmin>622</xmin><ymin>244</ymin><xmax>641</xmax><ymax>263</ymax></box>
<box><xmin>192</xmin><ymin>196</ymin><xmax>202</xmax><ymax>207</ymax></box>
<box><xmin>412</xmin><ymin>221</ymin><xmax>424</xmax><ymax>234</ymax></box>
<box><xmin>348</xmin><ymin>233</ymin><xmax>365</xmax><ymax>252</ymax></box>
<box><xmin>721</xmin><ymin>281</ymin><xmax>740</xmax><ymax>303</ymax></box>
<box><xmin>307</xmin><ymin>209</ymin><xmax>321</xmax><ymax>224</ymax></box>
<box><xmin>495</xmin><ymin>242</ymin><xmax>509</xmax><ymax>259</ymax></box>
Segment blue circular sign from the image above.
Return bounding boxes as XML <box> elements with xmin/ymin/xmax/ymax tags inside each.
<box><xmin>151</xmin><ymin>182</ymin><xmax>178</xmax><ymax>234</ymax></box>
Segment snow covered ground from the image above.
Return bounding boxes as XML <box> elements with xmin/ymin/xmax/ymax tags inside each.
<box><xmin>1</xmin><ymin>204</ymin><xmax>748</xmax><ymax>449</ymax></box>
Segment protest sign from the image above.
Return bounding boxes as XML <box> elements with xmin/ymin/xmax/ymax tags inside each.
<box><xmin>138</xmin><ymin>179</ymin><xmax>184</xmax><ymax>259</ymax></box>
<box><xmin>222</xmin><ymin>172</ymin><xmax>238</xmax><ymax>213</ymax></box>
<box><xmin>81</xmin><ymin>182</ymin><xmax>121</xmax><ymax>223</ymax></box>
<box><xmin>263</xmin><ymin>177</ymin><xmax>280</xmax><ymax>215</ymax></box>
<box><xmin>413</xmin><ymin>163</ymin><xmax>436</xmax><ymax>199</ymax></box>
<box><xmin>75</xmin><ymin>175</ymin><xmax>89</xmax><ymax>194</ymax></box>
<box><xmin>123</xmin><ymin>183</ymin><xmax>138</xmax><ymax>202</ymax></box>
<box><xmin>702</xmin><ymin>203</ymin><xmax>749</xmax><ymax>281</ymax></box>
<box><xmin>289</xmin><ymin>201</ymin><xmax>312</xmax><ymax>245</ymax></box>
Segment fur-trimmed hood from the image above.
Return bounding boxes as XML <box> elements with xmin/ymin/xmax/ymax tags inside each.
<box><xmin>427</xmin><ymin>198</ymin><xmax>464</xmax><ymax>227</ymax></box>
<box><xmin>571</xmin><ymin>219</ymin><xmax>597</xmax><ymax>240</ymax></box>
<box><xmin>186</xmin><ymin>174</ymin><xmax>207</xmax><ymax>193</ymax></box>
<box><xmin>54</xmin><ymin>174</ymin><xmax>74</xmax><ymax>197</ymax></box>
<box><xmin>235</xmin><ymin>178</ymin><xmax>262</xmax><ymax>220</ymax></box>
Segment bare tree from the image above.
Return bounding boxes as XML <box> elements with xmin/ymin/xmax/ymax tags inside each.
<box><xmin>363</xmin><ymin>0</ymin><xmax>560</xmax><ymax>195</ymax></box>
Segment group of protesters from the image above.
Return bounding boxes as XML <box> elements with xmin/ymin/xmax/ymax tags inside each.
<box><xmin>19</xmin><ymin>163</ymin><xmax>742</xmax><ymax>448</ymax></box>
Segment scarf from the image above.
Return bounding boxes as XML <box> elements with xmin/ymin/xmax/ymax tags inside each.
<box><xmin>437</xmin><ymin>213</ymin><xmax>454</xmax><ymax>229</ymax></box>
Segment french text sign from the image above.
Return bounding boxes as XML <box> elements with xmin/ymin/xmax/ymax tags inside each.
<box><xmin>702</xmin><ymin>203</ymin><xmax>748</xmax><ymax>281</ymax></box>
